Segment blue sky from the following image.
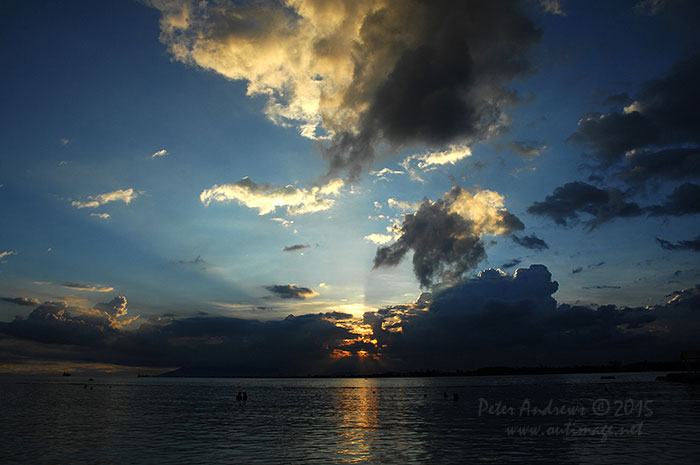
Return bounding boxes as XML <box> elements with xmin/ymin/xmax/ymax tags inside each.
<box><xmin>1</xmin><ymin>0</ymin><xmax>699</xmax><ymax>375</ymax></box>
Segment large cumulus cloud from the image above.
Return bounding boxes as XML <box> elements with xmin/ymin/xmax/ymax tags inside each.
<box><xmin>1</xmin><ymin>297</ymin><xmax>136</xmax><ymax>347</ymax></box>
<box><xmin>373</xmin><ymin>187</ymin><xmax>525</xmax><ymax>287</ymax></box>
<box><xmin>364</xmin><ymin>265</ymin><xmax>700</xmax><ymax>370</ymax></box>
<box><xmin>150</xmin><ymin>0</ymin><xmax>541</xmax><ymax>178</ymax></box>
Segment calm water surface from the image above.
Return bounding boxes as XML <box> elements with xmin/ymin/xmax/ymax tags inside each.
<box><xmin>2</xmin><ymin>373</ymin><xmax>699</xmax><ymax>464</ymax></box>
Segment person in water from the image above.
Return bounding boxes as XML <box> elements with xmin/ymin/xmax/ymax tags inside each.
<box><xmin>236</xmin><ymin>391</ymin><xmax>242</xmax><ymax>401</ymax></box>
<box><xmin>242</xmin><ymin>392</ymin><xmax>247</xmax><ymax>401</ymax></box>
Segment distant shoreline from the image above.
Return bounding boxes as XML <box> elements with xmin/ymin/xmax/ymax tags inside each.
<box><xmin>158</xmin><ymin>360</ymin><xmax>687</xmax><ymax>379</ymax></box>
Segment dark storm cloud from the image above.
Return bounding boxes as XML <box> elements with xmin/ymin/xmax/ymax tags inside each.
<box><xmin>373</xmin><ymin>187</ymin><xmax>525</xmax><ymax>287</ymax></box>
<box><xmin>571</xmin><ymin>54</ymin><xmax>700</xmax><ymax>179</ymax></box>
<box><xmin>153</xmin><ymin>0</ymin><xmax>541</xmax><ymax>179</ymax></box>
<box><xmin>0</xmin><ymin>309</ymin><xmax>357</xmax><ymax>376</ymax></box>
<box><xmin>3</xmin><ymin>267</ymin><xmax>700</xmax><ymax>374</ymax></box>
<box><xmin>511</xmin><ymin>234</ymin><xmax>549</xmax><ymax>250</ymax></box>
<box><xmin>1</xmin><ymin>296</ymin><xmax>40</xmax><ymax>307</ymax></box>
<box><xmin>264</xmin><ymin>284</ymin><xmax>319</xmax><ymax>300</ymax></box>
<box><xmin>363</xmin><ymin>265</ymin><xmax>700</xmax><ymax>370</ymax></box>
<box><xmin>0</xmin><ymin>301</ymin><xmax>119</xmax><ymax>346</ymax></box>
<box><xmin>527</xmin><ymin>182</ymin><xmax>643</xmax><ymax>229</ymax></box>
<box><xmin>282</xmin><ymin>244</ymin><xmax>310</xmax><ymax>253</ymax></box>
<box><xmin>656</xmin><ymin>236</ymin><xmax>700</xmax><ymax>251</ymax></box>
<box><xmin>0</xmin><ymin>297</ymin><xmax>135</xmax><ymax>348</ymax></box>
<box><xmin>325</xmin><ymin>0</ymin><xmax>541</xmax><ymax>177</ymax></box>
<box><xmin>373</xmin><ymin>198</ymin><xmax>486</xmax><ymax>288</ymax></box>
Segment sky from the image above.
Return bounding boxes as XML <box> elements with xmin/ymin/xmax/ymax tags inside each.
<box><xmin>1</xmin><ymin>0</ymin><xmax>699</xmax><ymax>376</ymax></box>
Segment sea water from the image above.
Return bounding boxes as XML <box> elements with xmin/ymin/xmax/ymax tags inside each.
<box><xmin>1</xmin><ymin>373</ymin><xmax>698</xmax><ymax>464</ymax></box>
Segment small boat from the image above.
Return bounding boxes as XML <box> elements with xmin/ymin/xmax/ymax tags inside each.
<box><xmin>600</xmin><ymin>375</ymin><xmax>615</xmax><ymax>379</ymax></box>
<box><xmin>62</xmin><ymin>372</ymin><xmax>71</xmax><ymax>377</ymax></box>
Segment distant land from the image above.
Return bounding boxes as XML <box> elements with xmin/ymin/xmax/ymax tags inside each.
<box><xmin>159</xmin><ymin>360</ymin><xmax>689</xmax><ymax>379</ymax></box>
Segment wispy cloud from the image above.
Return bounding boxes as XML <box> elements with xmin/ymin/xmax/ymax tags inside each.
<box><xmin>0</xmin><ymin>250</ymin><xmax>18</xmax><ymax>262</ymax></box>
<box><xmin>200</xmin><ymin>177</ymin><xmax>344</xmax><ymax>215</ymax></box>
<box><xmin>271</xmin><ymin>218</ymin><xmax>294</xmax><ymax>228</ymax></box>
<box><xmin>72</xmin><ymin>188</ymin><xmax>141</xmax><ymax>209</ymax></box>
<box><xmin>402</xmin><ymin>145</ymin><xmax>472</xmax><ymax>170</ymax></box>
<box><xmin>90</xmin><ymin>213</ymin><xmax>111</xmax><ymax>220</ymax></box>
<box><xmin>62</xmin><ymin>282</ymin><xmax>114</xmax><ymax>293</ymax></box>
<box><xmin>369</xmin><ymin>168</ymin><xmax>404</xmax><ymax>182</ymax></box>
<box><xmin>500</xmin><ymin>258</ymin><xmax>522</xmax><ymax>269</ymax></box>
<box><xmin>151</xmin><ymin>149</ymin><xmax>168</xmax><ymax>158</ymax></box>
<box><xmin>512</xmin><ymin>234</ymin><xmax>549</xmax><ymax>250</ymax></box>
<box><xmin>282</xmin><ymin>244</ymin><xmax>310</xmax><ymax>253</ymax></box>
<box><xmin>657</xmin><ymin>236</ymin><xmax>700</xmax><ymax>251</ymax></box>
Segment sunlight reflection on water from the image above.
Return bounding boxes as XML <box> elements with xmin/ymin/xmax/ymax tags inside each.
<box><xmin>1</xmin><ymin>373</ymin><xmax>699</xmax><ymax>464</ymax></box>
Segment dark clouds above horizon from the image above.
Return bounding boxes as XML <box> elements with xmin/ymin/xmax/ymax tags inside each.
<box><xmin>2</xmin><ymin>0</ymin><xmax>700</xmax><ymax>377</ymax></box>
<box><xmin>2</xmin><ymin>265</ymin><xmax>698</xmax><ymax>375</ymax></box>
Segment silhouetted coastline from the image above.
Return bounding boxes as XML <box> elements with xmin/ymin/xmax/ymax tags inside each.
<box><xmin>158</xmin><ymin>360</ymin><xmax>687</xmax><ymax>379</ymax></box>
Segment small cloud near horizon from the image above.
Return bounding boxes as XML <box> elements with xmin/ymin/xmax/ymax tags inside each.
<box><xmin>265</xmin><ymin>284</ymin><xmax>319</xmax><ymax>300</ymax></box>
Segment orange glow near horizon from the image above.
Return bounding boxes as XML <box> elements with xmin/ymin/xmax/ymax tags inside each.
<box><xmin>329</xmin><ymin>319</ymin><xmax>381</xmax><ymax>359</ymax></box>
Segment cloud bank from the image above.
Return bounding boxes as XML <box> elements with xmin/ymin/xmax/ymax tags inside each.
<box><xmin>2</xmin><ymin>266</ymin><xmax>699</xmax><ymax>375</ymax></box>
<box><xmin>364</xmin><ymin>265</ymin><xmax>700</xmax><ymax>370</ymax></box>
